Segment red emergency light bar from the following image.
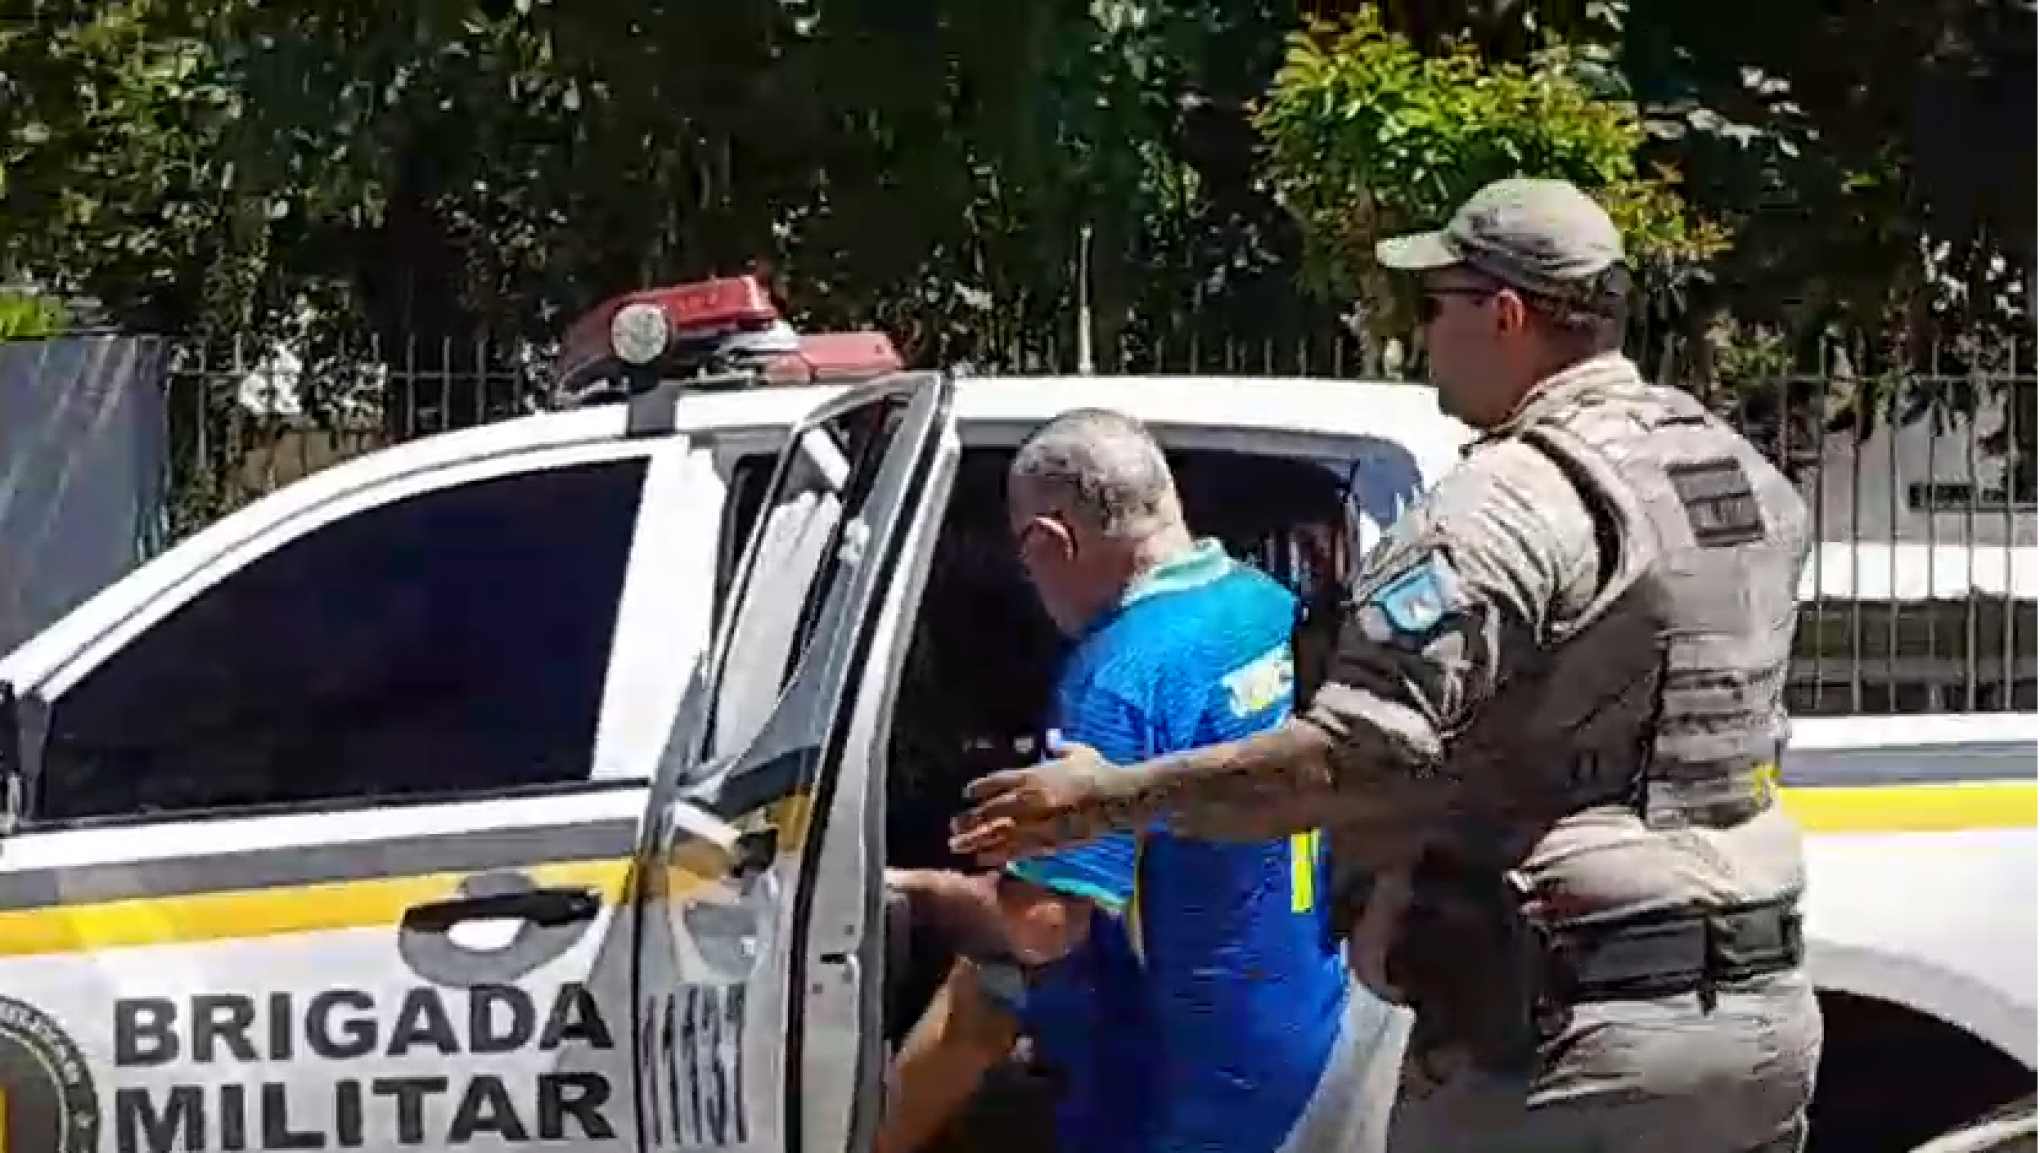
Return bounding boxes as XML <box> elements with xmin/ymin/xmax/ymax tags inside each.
<box><xmin>553</xmin><ymin>275</ymin><xmax>905</xmax><ymax>404</ymax></box>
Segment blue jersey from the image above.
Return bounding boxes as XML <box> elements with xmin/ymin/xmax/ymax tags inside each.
<box><xmin>1017</xmin><ymin>540</ymin><xmax>1350</xmax><ymax>1153</ymax></box>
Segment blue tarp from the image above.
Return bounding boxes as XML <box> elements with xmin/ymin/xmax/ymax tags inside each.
<box><xmin>0</xmin><ymin>335</ymin><xmax>169</xmax><ymax>653</ymax></box>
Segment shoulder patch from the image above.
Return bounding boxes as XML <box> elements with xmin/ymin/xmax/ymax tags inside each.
<box><xmin>1360</xmin><ymin>551</ymin><xmax>1462</xmax><ymax>644</ymax></box>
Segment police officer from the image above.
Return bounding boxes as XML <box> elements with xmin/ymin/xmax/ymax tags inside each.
<box><xmin>950</xmin><ymin>176</ymin><xmax>1822</xmax><ymax>1153</ymax></box>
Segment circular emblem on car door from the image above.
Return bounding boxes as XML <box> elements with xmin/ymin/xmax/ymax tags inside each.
<box><xmin>0</xmin><ymin>995</ymin><xmax>100</xmax><ymax>1153</ymax></box>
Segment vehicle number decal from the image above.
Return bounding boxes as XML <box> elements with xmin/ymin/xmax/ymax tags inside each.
<box><xmin>643</xmin><ymin>983</ymin><xmax>749</xmax><ymax>1148</ymax></box>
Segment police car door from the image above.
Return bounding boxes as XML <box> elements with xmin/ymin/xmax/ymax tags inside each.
<box><xmin>0</xmin><ymin>430</ymin><xmax>718</xmax><ymax>1153</ymax></box>
<box><xmin>630</xmin><ymin>374</ymin><xmax>958</xmax><ymax>1153</ymax></box>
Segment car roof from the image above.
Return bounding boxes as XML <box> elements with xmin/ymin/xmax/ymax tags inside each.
<box><xmin>662</xmin><ymin>374</ymin><xmax>1462</xmax><ymax>442</ymax></box>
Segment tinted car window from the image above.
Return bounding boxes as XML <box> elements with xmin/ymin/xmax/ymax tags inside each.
<box><xmin>33</xmin><ymin>458</ymin><xmax>648</xmax><ymax>825</ymax></box>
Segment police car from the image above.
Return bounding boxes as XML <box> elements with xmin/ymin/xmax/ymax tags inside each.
<box><xmin>0</xmin><ymin>278</ymin><xmax>2028</xmax><ymax>1153</ymax></box>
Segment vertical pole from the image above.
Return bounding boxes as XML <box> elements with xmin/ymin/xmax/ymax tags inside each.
<box><xmin>1076</xmin><ymin>225</ymin><xmax>1096</xmax><ymax>377</ymax></box>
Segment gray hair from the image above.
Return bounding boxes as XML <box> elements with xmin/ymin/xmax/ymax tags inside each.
<box><xmin>1009</xmin><ymin>408</ymin><xmax>1182</xmax><ymax>539</ymax></box>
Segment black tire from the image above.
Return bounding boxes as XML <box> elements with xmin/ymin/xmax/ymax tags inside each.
<box><xmin>1908</xmin><ymin>1096</ymin><xmax>2038</xmax><ymax>1153</ymax></box>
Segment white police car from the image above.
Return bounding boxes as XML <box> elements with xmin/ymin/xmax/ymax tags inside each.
<box><xmin>0</xmin><ymin>279</ymin><xmax>2026</xmax><ymax>1153</ymax></box>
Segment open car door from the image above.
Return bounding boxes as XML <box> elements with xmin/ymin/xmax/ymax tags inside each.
<box><xmin>630</xmin><ymin>373</ymin><xmax>960</xmax><ymax>1153</ymax></box>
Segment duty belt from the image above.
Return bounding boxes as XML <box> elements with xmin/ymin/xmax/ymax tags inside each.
<box><xmin>1549</xmin><ymin>895</ymin><xmax>1804</xmax><ymax>1009</ymax></box>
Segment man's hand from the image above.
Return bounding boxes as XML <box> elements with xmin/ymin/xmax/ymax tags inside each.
<box><xmin>949</xmin><ymin>743</ymin><xmax>1128</xmax><ymax>865</ymax></box>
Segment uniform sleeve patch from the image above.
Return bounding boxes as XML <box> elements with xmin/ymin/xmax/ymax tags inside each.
<box><xmin>1666</xmin><ymin>457</ymin><xmax>1764</xmax><ymax>548</ymax></box>
<box><xmin>1360</xmin><ymin>551</ymin><xmax>1462</xmax><ymax>643</ymax></box>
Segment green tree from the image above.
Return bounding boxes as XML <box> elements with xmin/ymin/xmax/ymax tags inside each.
<box><xmin>0</xmin><ymin>291</ymin><xmax>66</xmax><ymax>341</ymax></box>
<box><xmin>0</xmin><ymin>1</ymin><xmax>243</xmax><ymax>334</ymax></box>
<box><xmin>0</xmin><ymin>0</ymin><xmax>1197</xmax><ymax>369</ymax></box>
<box><xmin>1252</xmin><ymin>7</ymin><xmax>1726</xmax><ymax>372</ymax></box>
<box><xmin>1</xmin><ymin>0</ymin><xmax>2024</xmax><ymax>398</ymax></box>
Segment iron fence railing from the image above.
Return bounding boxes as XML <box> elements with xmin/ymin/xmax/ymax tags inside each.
<box><xmin>48</xmin><ymin>331</ymin><xmax>2037</xmax><ymax>715</ymax></box>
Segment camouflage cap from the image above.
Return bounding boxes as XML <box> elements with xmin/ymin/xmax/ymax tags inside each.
<box><xmin>1375</xmin><ymin>177</ymin><xmax>1625</xmax><ymax>301</ymax></box>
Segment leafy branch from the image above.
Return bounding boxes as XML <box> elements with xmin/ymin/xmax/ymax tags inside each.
<box><xmin>1253</xmin><ymin>6</ymin><xmax>1727</xmax><ymax>364</ymax></box>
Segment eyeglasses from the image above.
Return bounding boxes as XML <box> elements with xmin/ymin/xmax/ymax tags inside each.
<box><xmin>1416</xmin><ymin>286</ymin><xmax>1497</xmax><ymax>324</ymax></box>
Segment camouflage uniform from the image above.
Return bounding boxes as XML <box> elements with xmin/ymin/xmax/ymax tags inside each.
<box><xmin>1300</xmin><ymin>180</ymin><xmax>1822</xmax><ymax>1152</ymax></box>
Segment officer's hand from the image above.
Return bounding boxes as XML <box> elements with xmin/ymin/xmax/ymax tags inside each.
<box><xmin>949</xmin><ymin>743</ymin><xmax>1121</xmax><ymax>865</ymax></box>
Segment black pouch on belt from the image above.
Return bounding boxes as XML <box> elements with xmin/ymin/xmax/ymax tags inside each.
<box><xmin>1385</xmin><ymin>851</ymin><xmax>1559</xmax><ymax>1075</ymax></box>
<box><xmin>1547</xmin><ymin>896</ymin><xmax>1806</xmax><ymax>1010</ymax></box>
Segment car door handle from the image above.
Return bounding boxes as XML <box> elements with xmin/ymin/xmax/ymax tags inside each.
<box><xmin>731</xmin><ymin>827</ymin><xmax>779</xmax><ymax>880</ymax></box>
<box><xmin>402</xmin><ymin>886</ymin><xmax>602</xmax><ymax>934</ymax></box>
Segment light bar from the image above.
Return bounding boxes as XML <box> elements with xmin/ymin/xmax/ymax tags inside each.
<box><xmin>552</xmin><ymin>274</ymin><xmax>907</xmax><ymax>400</ymax></box>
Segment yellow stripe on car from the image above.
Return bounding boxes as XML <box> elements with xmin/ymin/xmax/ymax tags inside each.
<box><xmin>0</xmin><ymin>859</ymin><xmax>635</xmax><ymax>959</ymax></box>
<box><xmin>0</xmin><ymin>783</ymin><xmax>2026</xmax><ymax>959</ymax></box>
<box><xmin>1780</xmin><ymin>779</ymin><xmax>2037</xmax><ymax>835</ymax></box>
<box><xmin>0</xmin><ymin>797</ymin><xmax>813</xmax><ymax>960</ymax></box>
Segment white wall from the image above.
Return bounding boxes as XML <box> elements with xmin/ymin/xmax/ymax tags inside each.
<box><xmin>1805</xmin><ymin>396</ymin><xmax>2035</xmax><ymax>548</ymax></box>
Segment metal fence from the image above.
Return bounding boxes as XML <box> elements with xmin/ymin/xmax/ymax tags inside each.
<box><xmin>157</xmin><ymin>335</ymin><xmax>538</xmax><ymax>541</ymax></box>
<box><xmin>85</xmin><ymin>332</ymin><xmax>2040</xmax><ymax>715</ymax></box>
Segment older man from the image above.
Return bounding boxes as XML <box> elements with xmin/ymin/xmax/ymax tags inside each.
<box><xmin>954</xmin><ymin>180</ymin><xmax>1821</xmax><ymax>1153</ymax></box>
<box><xmin>888</xmin><ymin>409</ymin><xmax>1380</xmax><ymax>1153</ymax></box>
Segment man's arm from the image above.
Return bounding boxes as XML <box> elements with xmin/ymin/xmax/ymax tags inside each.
<box><xmin>876</xmin><ymin>958</ymin><xmax>1024</xmax><ymax>1153</ymax></box>
<box><xmin>1097</xmin><ymin>716</ymin><xmax>1346</xmax><ymax>840</ymax></box>
<box><xmin>1005</xmin><ymin>694</ymin><xmax>1148</xmax><ymax>899</ymax></box>
<box><xmin>1046</xmin><ymin>711</ymin><xmax>1445</xmax><ymax>850</ymax></box>
<box><xmin>887</xmin><ymin>868</ymin><xmax>1010</xmax><ymax>957</ymax></box>
<box><xmin>888</xmin><ymin>867</ymin><xmax>1099</xmax><ymax>964</ymax></box>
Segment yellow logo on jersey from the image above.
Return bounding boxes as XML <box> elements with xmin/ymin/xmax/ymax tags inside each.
<box><xmin>1222</xmin><ymin>646</ymin><xmax>1294</xmax><ymax>718</ymax></box>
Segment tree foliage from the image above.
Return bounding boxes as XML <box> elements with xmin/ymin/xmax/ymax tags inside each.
<box><xmin>1242</xmin><ymin>0</ymin><xmax>2029</xmax><ymax>488</ymax></box>
<box><xmin>1253</xmin><ymin>7</ymin><xmax>1727</xmax><ymax>363</ymax></box>
<box><xmin>2</xmin><ymin>0</ymin><xmax>1220</xmax><ymax>368</ymax></box>
<box><xmin>0</xmin><ymin>291</ymin><xmax>65</xmax><ymax>341</ymax></box>
<box><xmin>0</xmin><ymin>0</ymin><xmax>2027</xmax><ymax>402</ymax></box>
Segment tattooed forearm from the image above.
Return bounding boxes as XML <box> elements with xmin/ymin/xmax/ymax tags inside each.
<box><xmin>1168</xmin><ymin>791</ymin><xmax>1342</xmax><ymax>842</ymax></box>
<box><xmin>1077</xmin><ymin>718</ymin><xmax>1347</xmax><ymax>840</ymax></box>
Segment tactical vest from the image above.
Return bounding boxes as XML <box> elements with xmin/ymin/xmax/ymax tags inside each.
<box><xmin>1469</xmin><ymin>364</ymin><xmax>1811</xmax><ymax>842</ymax></box>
